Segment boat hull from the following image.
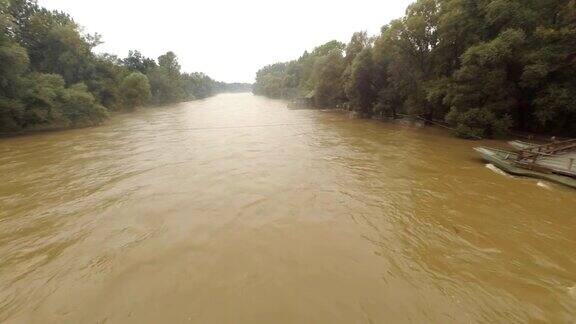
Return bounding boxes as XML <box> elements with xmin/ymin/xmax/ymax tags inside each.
<box><xmin>474</xmin><ymin>147</ymin><xmax>576</xmax><ymax>189</ymax></box>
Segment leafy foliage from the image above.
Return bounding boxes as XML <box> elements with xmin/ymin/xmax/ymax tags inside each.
<box><xmin>0</xmin><ymin>0</ymin><xmax>242</xmax><ymax>133</ymax></box>
<box><xmin>254</xmin><ymin>0</ymin><xmax>576</xmax><ymax>138</ymax></box>
<box><xmin>120</xmin><ymin>72</ymin><xmax>151</xmax><ymax>110</ymax></box>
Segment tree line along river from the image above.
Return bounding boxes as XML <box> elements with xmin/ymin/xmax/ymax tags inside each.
<box><xmin>0</xmin><ymin>93</ymin><xmax>575</xmax><ymax>323</ymax></box>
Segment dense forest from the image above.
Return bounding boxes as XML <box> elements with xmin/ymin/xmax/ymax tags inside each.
<box><xmin>218</xmin><ymin>82</ymin><xmax>253</xmax><ymax>93</ymax></box>
<box><xmin>254</xmin><ymin>0</ymin><xmax>576</xmax><ymax>138</ymax></box>
<box><xmin>0</xmin><ymin>0</ymin><xmax>249</xmax><ymax>134</ymax></box>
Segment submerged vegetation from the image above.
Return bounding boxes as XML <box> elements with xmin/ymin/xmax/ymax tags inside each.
<box><xmin>254</xmin><ymin>0</ymin><xmax>576</xmax><ymax>139</ymax></box>
<box><xmin>0</xmin><ymin>0</ymin><xmax>249</xmax><ymax>134</ymax></box>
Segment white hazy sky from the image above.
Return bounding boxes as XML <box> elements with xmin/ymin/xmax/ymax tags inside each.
<box><xmin>38</xmin><ymin>0</ymin><xmax>414</xmax><ymax>83</ymax></box>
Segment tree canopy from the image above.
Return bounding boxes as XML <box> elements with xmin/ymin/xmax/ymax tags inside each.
<box><xmin>254</xmin><ymin>0</ymin><xmax>576</xmax><ymax>138</ymax></box>
<box><xmin>0</xmin><ymin>0</ymin><xmax>247</xmax><ymax>133</ymax></box>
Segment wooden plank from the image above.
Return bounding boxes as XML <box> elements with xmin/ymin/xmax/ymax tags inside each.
<box><xmin>513</xmin><ymin>139</ymin><xmax>576</xmax><ymax>178</ymax></box>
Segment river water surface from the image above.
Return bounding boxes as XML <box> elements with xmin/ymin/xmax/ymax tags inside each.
<box><xmin>1</xmin><ymin>93</ymin><xmax>575</xmax><ymax>323</ymax></box>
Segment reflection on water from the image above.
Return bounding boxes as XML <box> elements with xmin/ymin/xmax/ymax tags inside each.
<box><xmin>1</xmin><ymin>93</ymin><xmax>575</xmax><ymax>323</ymax></box>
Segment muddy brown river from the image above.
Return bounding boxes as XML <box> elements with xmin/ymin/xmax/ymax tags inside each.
<box><xmin>1</xmin><ymin>93</ymin><xmax>575</xmax><ymax>323</ymax></box>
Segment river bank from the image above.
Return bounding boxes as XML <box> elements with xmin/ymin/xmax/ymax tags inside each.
<box><xmin>0</xmin><ymin>93</ymin><xmax>247</xmax><ymax>139</ymax></box>
<box><xmin>289</xmin><ymin>102</ymin><xmax>566</xmax><ymax>144</ymax></box>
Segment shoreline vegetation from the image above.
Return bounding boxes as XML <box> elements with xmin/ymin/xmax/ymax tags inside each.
<box><xmin>0</xmin><ymin>0</ymin><xmax>251</xmax><ymax>136</ymax></box>
<box><xmin>253</xmin><ymin>0</ymin><xmax>576</xmax><ymax>140</ymax></box>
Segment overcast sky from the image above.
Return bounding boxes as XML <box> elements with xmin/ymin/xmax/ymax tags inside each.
<box><xmin>38</xmin><ymin>0</ymin><xmax>414</xmax><ymax>83</ymax></box>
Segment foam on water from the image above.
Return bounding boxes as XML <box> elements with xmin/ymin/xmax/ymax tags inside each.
<box><xmin>537</xmin><ymin>181</ymin><xmax>553</xmax><ymax>190</ymax></box>
<box><xmin>485</xmin><ymin>163</ymin><xmax>512</xmax><ymax>177</ymax></box>
<box><xmin>568</xmin><ymin>285</ymin><xmax>576</xmax><ymax>299</ymax></box>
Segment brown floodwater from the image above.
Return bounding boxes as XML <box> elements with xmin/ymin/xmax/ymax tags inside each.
<box><xmin>0</xmin><ymin>93</ymin><xmax>575</xmax><ymax>323</ymax></box>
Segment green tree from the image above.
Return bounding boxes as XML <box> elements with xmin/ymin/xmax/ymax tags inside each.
<box><xmin>0</xmin><ymin>0</ymin><xmax>29</xmax><ymax>131</ymax></box>
<box><xmin>445</xmin><ymin>29</ymin><xmax>525</xmax><ymax>138</ymax></box>
<box><xmin>314</xmin><ymin>49</ymin><xmax>346</xmax><ymax>107</ymax></box>
<box><xmin>182</xmin><ymin>72</ymin><xmax>218</xmax><ymax>100</ymax></box>
<box><xmin>346</xmin><ymin>48</ymin><xmax>376</xmax><ymax>115</ymax></box>
<box><xmin>87</xmin><ymin>54</ymin><xmax>124</xmax><ymax>111</ymax></box>
<box><xmin>253</xmin><ymin>0</ymin><xmax>576</xmax><ymax>138</ymax></box>
<box><xmin>120</xmin><ymin>72</ymin><xmax>151</xmax><ymax>110</ymax></box>
<box><xmin>123</xmin><ymin>50</ymin><xmax>156</xmax><ymax>74</ymax></box>
<box><xmin>148</xmin><ymin>51</ymin><xmax>184</xmax><ymax>104</ymax></box>
<box><xmin>253</xmin><ymin>62</ymin><xmax>289</xmax><ymax>98</ymax></box>
<box><xmin>0</xmin><ymin>0</ymin><xmax>224</xmax><ymax>134</ymax></box>
<box><xmin>21</xmin><ymin>73</ymin><xmax>66</xmax><ymax>127</ymax></box>
<box><xmin>59</xmin><ymin>83</ymin><xmax>107</xmax><ymax>127</ymax></box>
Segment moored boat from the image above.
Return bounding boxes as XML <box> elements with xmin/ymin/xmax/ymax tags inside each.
<box><xmin>508</xmin><ymin>140</ymin><xmax>538</xmax><ymax>150</ymax></box>
<box><xmin>475</xmin><ymin>146</ymin><xmax>576</xmax><ymax>189</ymax></box>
